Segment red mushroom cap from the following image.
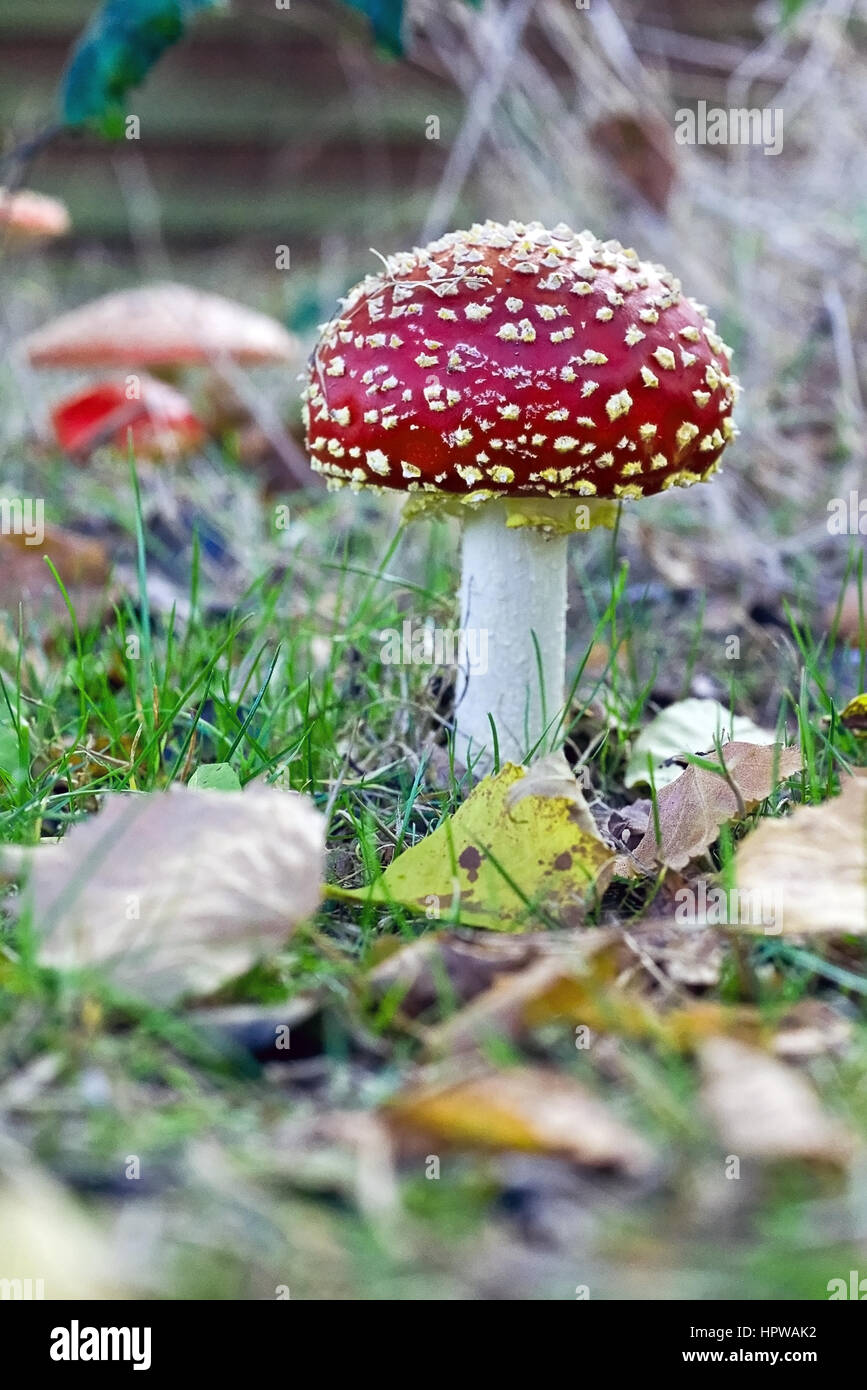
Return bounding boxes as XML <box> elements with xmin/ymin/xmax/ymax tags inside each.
<box><xmin>304</xmin><ymin>221</ymin><xmax>738</xmax><ymax>503</ymax></box>
<box><xmin>52</xmin><ymin>375</ymin><xmax>205</xmax><ymax>459</ymax></box>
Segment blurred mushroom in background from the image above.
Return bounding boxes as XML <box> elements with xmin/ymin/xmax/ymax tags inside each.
<box><xmin>0</xmin><ymin>187</ymin><xmax>70</xmax><ymax>247</ymax></box>
<box><xmin>22</xmin><ymin>282</ymin><xmax>297</xmax><ymax>467</ymax></box>
<box><xmin>50</xmin><ymin>374</ymin><xmax>206</xmax><ymax>461</ymax></box>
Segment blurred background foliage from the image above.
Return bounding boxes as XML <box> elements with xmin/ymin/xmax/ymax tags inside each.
<box><xmin>2</xmin><ymin>0</ymin><xmax>865</xmax><ymax>581</ymax></box>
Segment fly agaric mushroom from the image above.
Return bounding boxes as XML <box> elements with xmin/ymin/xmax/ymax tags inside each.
<box><xmin>23</xmin><ymin>282</ymin><xmax>295</xmax><ymax>462</ymax></box>
<box><xmin>304</xmin><ymin>220</ymin><xmax>738</xmax><ymax>772</ymax></box>
<box><xmin>0</xmin><ymin>187</ymin><xmax>70</xmax><ymax>245</ymax></box>
<box><xmin>51</xmin><ymin>374</ymin><xmax>205</xmax><ymax>460</ymax></box>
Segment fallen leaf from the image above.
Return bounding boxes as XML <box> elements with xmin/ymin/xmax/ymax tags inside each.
<box><xmin>622</xmin><ymin>920</ymin><xmax>725</xmax><ymax>989</ymax></box>
<box><xmin>1</xmin><ymin>523</ymin><xmax>110</xmax><ymax>587</ymax></box>
<box><xmin>366</xmin><ymin>930</ymin><xmax>538</xmax><ymax>1019</ymax></box>
<box><xmin>424</xmin><ymin>932</ymin><xmax>765</xmax><ymax>1056</ymax></box>
<box><xmin>771</xmin><ymin>1000</ymin><xmax>852</xmax><ymax>1061</ymax></box>
<box><xmin>425</xmin><ymin>933</ymin><xmax>617</xmax><ymax>1052</ymax></box>
<box><xmin>188</xmin><ymin>762</ymin><xmax>242</xmax><ymax>791</ymax></box>
<box><xmin>18</xmin><ymin>784</ymin><xmax>324</xmax><ymax>1003</ymax></box>
<box><xmin>699</xmin><ymin>1036</ymin><xmax>854</xmax><ymax>1166</ymax></box>
<box><xmin>341</xmin><ymin>752</ymin><xmax>615</xmax><ymax>929</ymax></box>
<box><xmin>0</xmin><ymin>1139</ymin><xmax>121</xmax><ymax>1298</ymax></box>
<box><xmin>0</xmin><ymin>524</ymin><xmax>111</xmax><ymax>629</ymax></box>
<box><xmin>734</xmin><ymin>772</ymin><xmax>867</xmax><ymax>934</ymax></box>
<box><xmin>386</xmin><ymin>1065</ymin><xmax>655</xmax><ymax>1175</ymax></box>
<box><xmin>625</xmin><ymin>698</ymin><xmax>777</xmax><ymax>790</ymax></box>
<box><xmin>506</xmin><ymin>752</ymin><xmax>600</xmax><ymax>836</ymax></box>
<box><xmin>633</xmin><ymin>741</ymin><xmax>803</xmax><ymax>870</ymax></box>
<box><xmin>599</xmin><ymin>799</ymin><xmax>651</xmax><ymax>853</ymax></box>
<box><xmin>839</xmin><ymin>693</ymin><xmax>867</xmax><ymax>738</ymax></box>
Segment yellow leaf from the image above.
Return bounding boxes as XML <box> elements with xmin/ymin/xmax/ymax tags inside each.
<box><xmin>387</xmin><ymin>1065</ymin><xmax>654</xmax><ymax>1174</ymax></box>
<box><xmin>840</xmin><ymin>693</ymin><xmax>867</xmax><ymax>738</ymax></box>
<box><xmin>341</xmin><ymin>752</ymin><xmax>615</xmax><ymax>929</ymax></box>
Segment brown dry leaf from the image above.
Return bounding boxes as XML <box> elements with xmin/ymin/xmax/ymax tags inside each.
<box><xmin>366</xmin><ymin>930</ymin><xmax>538</xmax><ymax>1019</ymax></box>
<box><xmin>0</xmin><ymin>524</ymin><xmax>111</xmax><ymax>628</ymax></box>
<box><xmin>699</xmin><ymin>1036</ymin><xmax>854</xmax><ymax>1166</ymax></box>
<box><xmin>625</xmin><ymin>700</ymin><xmax>777</xmax><ymax>791</ymax></box>
<box><xmin>600</xmin><ymin>801</ymin><xmax>653</xmax><ymax>880</ymax></box>
<box><xmin>772</xmin><ymin>1000</ymin><xmax>852</xmax><ymax>1061</ymax></box>
<box><xmin>423</xmin><ymin>930</ymin><xmax>620</xmax><ymax>1052</ymax></box>
<box><xmin>633</xmin><ymin>741</ymin><xmax>803</xmax><ymax>870</ymax></box>
<box><xmin>387</xmin><ymin>1065</ymin><xmax>655</xmax><ymax>1175</ymax></box>
<box><xmin>590</xmin><ymin>111</ymin><xmax>677</xmax><ymax>212</ymax></box>
<box><xmin>20</xmin><ymin>785</ymin><xmax>324</xmax><ymax>1003</ymax></box>
<box><xmin>600</xmin><ymin>800</ymin><xmax>651</xmax><ymax>853</ymax></box>
<box><xmin>425</xmin><ymin>936</ymin><xmax>765</xmax><ymax>1056</ymax></box>
<box><xmin>623</xmin><ymin>921</ymin><xmax>725</xmax><ymax>989</ymax></box>
<box><xmin>734</xmin><ymin>772</ymin><xmax>867</xmax><ymax>934</ymax></box>
<box><xmin>2</xmin><ymin>524</ymin><xmax>110</xmax><ymax>585</ymax></box>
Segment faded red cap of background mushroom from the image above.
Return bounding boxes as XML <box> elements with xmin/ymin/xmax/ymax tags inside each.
<box><xmin>52</xmin><ymin>375</ymin><xmax>205</xmax><ymax>460</ymax></box>
<box><xmin>304</xmin><ymin>220</ymin><xmax>738</xmax><ymax>505</ymax></box>
<box><xmin>0</xmin><ymin>187</ymin><xmax>70</xmax><ymax>244</ymax></box>
<box><xmin>24</xmin><ymin>282</ymin><xmax>296</xmax><ymax>369</ymax></box>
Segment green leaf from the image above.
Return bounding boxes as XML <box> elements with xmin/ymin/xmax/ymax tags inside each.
<box><xmin>341</xmin><ymin>0</ymin><xmax>406</xmax><ymax>56</ymax></box>
<box><xmin>779</xmin><ymin>0</ymin><xmax>813</xmax><ymax>23</ymax></box>
<box><xmin>188</xmin><ymin>763</ymin><xmax>241</xmax><ymax>792</ymax></box>
<box><xmin>339</xmin><ymin>0</ymin><xmax>480</xmax><ymax>56</ymax></box>
<box><xmin>60</xmin><ymin>0</ymin><xmax>222</xmax><ymax>134</ymax></box>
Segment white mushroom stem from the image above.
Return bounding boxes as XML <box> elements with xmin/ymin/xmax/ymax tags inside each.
<box><xmin>456</xmin><ymin>501</ymin><xmax>567</xmax><ymax>775</ymax></box>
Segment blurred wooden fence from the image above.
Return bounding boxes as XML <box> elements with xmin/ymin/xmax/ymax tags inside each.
<box><xmin>0</xmin><ymin>0</ymin><xmax>769</xmax><ymax>254</ymax></box>
<box><xmin>0</xmin><ymin>0</ymin><xmax>459</xmax><ymax>249</ymax></box>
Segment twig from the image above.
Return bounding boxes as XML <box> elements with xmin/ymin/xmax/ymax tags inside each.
<box><xmin>419</xmin><ymin>0</ymin><xmax>537</xmax><ymax>243</ymax></box>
